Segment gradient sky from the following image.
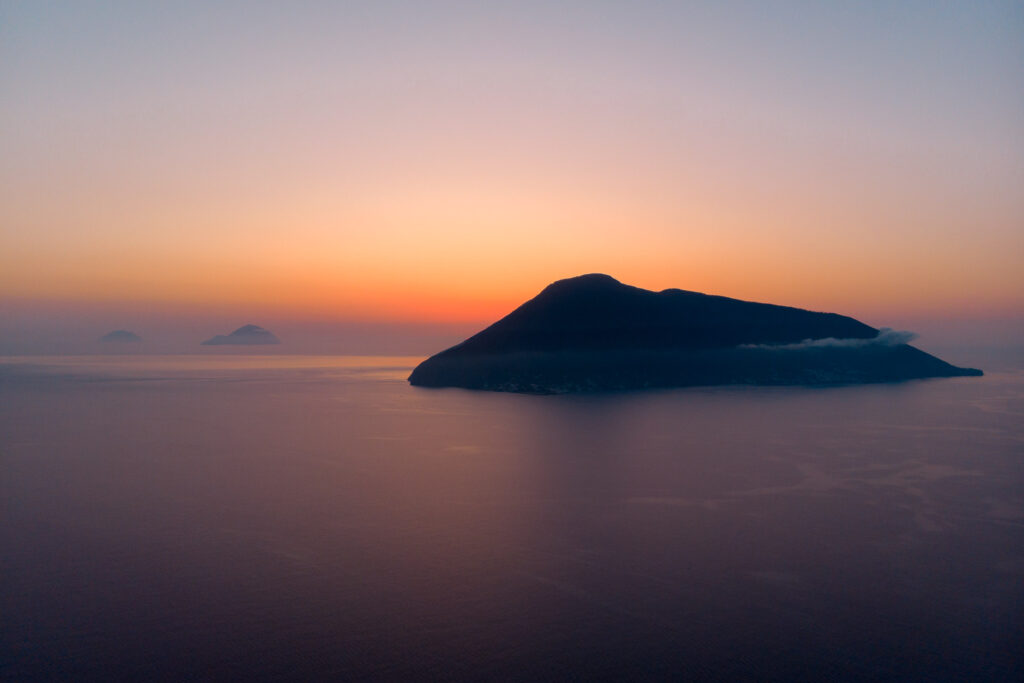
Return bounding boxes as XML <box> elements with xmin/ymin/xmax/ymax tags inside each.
<box><xmin>2</xmin><ymin>1</ymin><xmax>1022</xmax><ymax>339</ymax></box>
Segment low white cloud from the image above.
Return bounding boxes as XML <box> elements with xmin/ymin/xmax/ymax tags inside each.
<box><xmin>742</xmin><ymin>328</ymin><xmax>918</xmax><ymax>351</ymax></box>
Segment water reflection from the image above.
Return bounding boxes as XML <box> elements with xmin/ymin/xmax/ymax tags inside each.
<box><xmin>1</xmin><ymin>357</ymin><xmax>1021</xmax><ymax>680</ymax></box>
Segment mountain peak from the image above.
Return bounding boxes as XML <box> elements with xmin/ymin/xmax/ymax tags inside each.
<box><xmin>542</xmin><ymin>273</ymin><xmax>622</xmax><ymax>293</ymax></box>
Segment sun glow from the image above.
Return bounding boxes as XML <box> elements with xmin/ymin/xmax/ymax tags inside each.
<box><xmin>2</xmin><ymin>2</ymin><xmax>1022</xmax><ymax>330</ymax></box>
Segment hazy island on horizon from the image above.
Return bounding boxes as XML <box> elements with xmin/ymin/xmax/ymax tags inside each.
<box><xmin>409</xmin><ymin>274</ymin><xmax>982</xmax><ymax>393</ymax></box>
<box><xmin>201</xmin><ymin>324</ymin><xmax>281</xmax><ymax>346</ymax></box>
<box><xmin>98</xmin><ymin>330</ymin><xmax>142</xmax><ymax>343</ymax></box>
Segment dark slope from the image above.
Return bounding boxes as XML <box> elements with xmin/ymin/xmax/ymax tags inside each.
<box><xmin>409</xmin><ymin>274</ymin><xmax>981</xmax><ymax>393</ymax></box>
<box><xmin>434</xmin><ymin>273</ymin><xmax>875</xmax><ymax>355</ymax></box>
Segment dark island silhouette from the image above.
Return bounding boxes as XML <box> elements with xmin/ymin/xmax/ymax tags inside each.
<box><xmin>201</xmin><ymin>324</ymin><xmax>280</xmax><ymax>346</ymax></box>
<box><xmin>98</xmin><ymin>330</ymin><xmax>142</xmax><ymax>343</ymax></box>
<box><xmin>409</xmin><ymin>274</ymin><xmax>982</xmax><ymax>393</ymax></box>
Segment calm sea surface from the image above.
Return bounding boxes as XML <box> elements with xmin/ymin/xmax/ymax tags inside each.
<box><xmin>2</xmin><ymin>355</ymin><xmax>1022</xmax><ymax>681</ymax></box>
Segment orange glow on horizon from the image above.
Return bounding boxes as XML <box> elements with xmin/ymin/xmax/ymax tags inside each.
<box><xmin>4</xmin><ymin>171</ymin><xmax>1022</xmax><ymax>325</ymax></box>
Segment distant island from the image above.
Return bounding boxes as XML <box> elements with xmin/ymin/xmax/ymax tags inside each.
<box><xmin>409</xmin><ymin>274</ymin><xmax>982</xmax><ymax>393</ymax></box>
<box><xmin>98</xmin><ymin>330</ymin><xmax>142</xmax><ymax>343</ymax></box>
<box><xmin>201</xmin><ymin>324</ymin><xmax>280</xmax><ymax>346</ymax></box>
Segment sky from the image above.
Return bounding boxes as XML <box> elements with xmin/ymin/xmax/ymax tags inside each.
<box><xmin>1</xmin><ymin>1</ymin><xmax>1022</xmax><ymax>353</ymax></box>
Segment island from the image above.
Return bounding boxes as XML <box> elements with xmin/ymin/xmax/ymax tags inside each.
<box><xmin>408</xmin><ymin>274</ymin><xmax>982</xmax><ymax>393</ymax></box>
<box><xmin>201</xmin><ymin>324</ymin><xmax>280</xmax><ymax>346</ymax></box>
<box><xmin>98</xmin><ymin>330</ymin><xmax>142</xmax><ymax>343</ymax></box>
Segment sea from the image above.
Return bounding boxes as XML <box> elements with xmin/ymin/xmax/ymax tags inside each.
<box><xmin>2</xmin><ymin>354</ymin><xmax>1022</xmax><ymax>681</ymax></box>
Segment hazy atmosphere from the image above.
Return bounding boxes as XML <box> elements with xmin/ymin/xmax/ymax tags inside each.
<box><xmin>3</xmin><ymin>1</ymin><xmax>1023</xmax><ymax>354</ymax></box>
